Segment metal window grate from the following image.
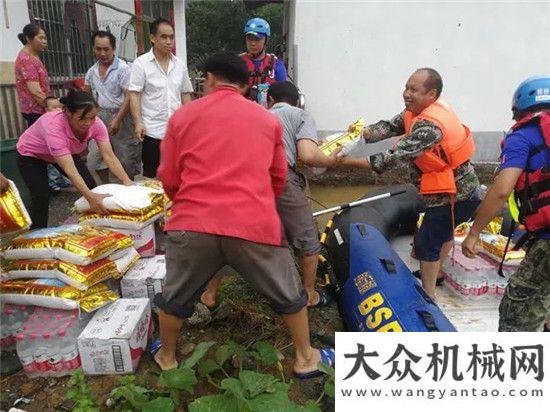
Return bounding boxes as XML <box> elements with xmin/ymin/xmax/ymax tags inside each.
<box><xmin>28</xmin><ymin>0</ymin><xmax>96</xmax><ymax>83</ymax></box>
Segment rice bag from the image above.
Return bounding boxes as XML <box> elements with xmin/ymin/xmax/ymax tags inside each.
<box><xmin>1</xmin><ymin>224</ymin><xmax>131</xmax><ymax>265</ymax></box>
<box><xmin>111</xmin><ymin>247</ymin><xmax>140</xmax><ymax>278</ymax></box>
<box><xmin>78</xmin><ymin>209</ymin><xmax>163</xmax><ymax>230</ymax></box>
<box><xmin>0</xmin><ymin>279</ymin><xmax>118</xmax><ymax>311</ymax></box>
<box><xmin>1</xmin><ymin>258</ymin><xmax>118</xmax><ymax>290</ymax></box>
<box><xmin>0</xmin><ymin>180</ymin><xmax>32</xmax><ymax>235</ymax></box>
<box><xmin>74</xmin><ymin>184</ymin><xmax>165</xmax><ymax>213</ymax></box>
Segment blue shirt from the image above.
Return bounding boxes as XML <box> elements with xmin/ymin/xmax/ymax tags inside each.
<box><xmin>499</xmin><ymin>123</ymin><xmax>550</xmax><ymax>239</ymax></box>
<box><xmin>85</xmin><ymin>57</ymin><xmax>131</xmax><ymax>110</ymax></box>
<box><xmin>252</xmin><ymin>57</ymin><xmax>287</xmax><ymax>82</ymax></box>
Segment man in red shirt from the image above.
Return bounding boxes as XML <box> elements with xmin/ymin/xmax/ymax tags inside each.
<box><xmin>153</xmin><ymin>52</ymin><xmax>334</xmax><ymax>377</ymax></box>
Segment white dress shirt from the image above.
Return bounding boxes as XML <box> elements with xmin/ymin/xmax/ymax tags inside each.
<box><xmin>128</xmin><ymin>49</ymin><xmax>193</xmax><ymax>139</ymax></box>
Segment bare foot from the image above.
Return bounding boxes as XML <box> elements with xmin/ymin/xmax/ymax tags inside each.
<box><xmin>307</xmin><ymin>290</ymin><xmax>321</xmax><ymax>307</ymax></box>
<box><xmin>293</xmin><ymin>348</ymin><xmax>322</xmax><ymax>375</ymax></box>
<box><xmin>154</xmin><ymin>348</ymin><xmax>178</xmax><ymax>371</ymax></box>
<box><xmin>200</xmin><ymin>290</ymin><xmax>217</xmax><ymax>309</ymax></box>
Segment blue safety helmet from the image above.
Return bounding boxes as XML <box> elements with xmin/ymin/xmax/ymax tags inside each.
<box><xmin>244</xmin><ymin>17</ymin><xmax>270</xmax><ymax>38</ymax></box>
<box><xmin>511</xmin><ymin>75</ymin><xmax>550</xmax><ymax>111</ymax></box>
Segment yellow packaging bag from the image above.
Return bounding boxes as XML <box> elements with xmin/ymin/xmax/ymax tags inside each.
<box><xmin>1</xmin><ymin>224</ymin><xmax>132</xmax><ymax>265</ymax></box>
<box><xmin>0</xmin><ymin>279</ymin><xmax>118</xmax><ymax>311</ymax></box>
<box><xmin>319</xmin><ymin>118</ymin><xmax>364</xmax><ymax>155</ymax></box>
<box><xmin>0</xmin><ymin>181</ymin><xmax>32</xmax><ymax>236</ymax></box>
<box><xmin>78</xmin><ymin>205</ymin><xmax>164</xmax><ymax>230</ymax></box>
<box><xmin>479</xmin><ymin>233</ymin><xmax>525</xmax><ymax>264</ymax></box>
<box><xmin>1</xmin><ymin>258</ymin><xmax>118</xmax><ymax>290</ymax></box>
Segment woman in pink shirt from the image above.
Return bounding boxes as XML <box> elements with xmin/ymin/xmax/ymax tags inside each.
<box><xmin>15</xmin><ymin>24</ymin><xmax>54</xmax><ymax>127</ymax></box>
<box><xmin>17</xmin><ymin>89</ymin><xmax>133</xmax><ymax>228</ymax></box>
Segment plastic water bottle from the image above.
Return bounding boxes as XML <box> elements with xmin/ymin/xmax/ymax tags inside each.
<box><xmin>257</xmin><ymin>83</ymin><xmax>269</xmax><ymax>108</ymax></box>
<box><xmin>16</xmin><ymin>333</ymin><xmax>36</xmax><ymax>374</ymax></box>
<box><xmin>60</xmin><ymin>324</ymin><xmax>81</xmax><ymax>370</ymax></box>
<box><xmin>45</xmin><ymin>331</ymin><xmax>63</xmax><ymax>373</ymax></box>
<box><xmin>33</xmin><ymin>325</ymin><xmax>50</xmax><ymax>374</ymax></box>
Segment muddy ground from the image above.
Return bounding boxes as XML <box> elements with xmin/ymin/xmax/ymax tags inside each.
<box><xmin>0</xmin><ymin>187</ymin><xmax>342</xmax><ymax>411</ymax></box>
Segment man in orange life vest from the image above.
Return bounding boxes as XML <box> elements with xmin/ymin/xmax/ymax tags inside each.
<box><xmin>240</xmin><ymin>17</ymin><xmax>287</xmax><ymax>105</ymax></box>
<box><xmin>462</xmin><ymin>76</ymin><xmax>550</xmax><ymax>331</ymax></box>
<box><xmin>339</xmin><ymin>68</ymin><xmax>481</xmax><ymax>300</ymax></box>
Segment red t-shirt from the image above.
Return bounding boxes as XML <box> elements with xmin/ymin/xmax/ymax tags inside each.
<box><xmin>15</xmin><ymin>50</ymin><xmax>51</xmax><ymax>114</ymax></box>
<box><xmin>158</xmin><ymin>86</ymin><xmax>287</xmax><ymax>246</ymax></box>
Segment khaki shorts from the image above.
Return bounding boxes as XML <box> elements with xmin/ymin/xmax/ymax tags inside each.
<box><xmin>154</xmin><ymin>231</ymin><xmax>308</xmax><ymax>318</ymax></box>
<box><xmin>276</xmin><ymin>168</ymin><xmax>321</xmax><ymax>257</ymax></box>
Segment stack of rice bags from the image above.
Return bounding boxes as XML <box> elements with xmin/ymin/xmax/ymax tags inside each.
<box><xmin>0</xmin><ymin>224</ymin><xmax>139</xmax><ymax>312</ymax></box>
<box><xmin>75</xmin><ymin>183</ymin><xmax>169</xmax><ymax>257</ymax></box>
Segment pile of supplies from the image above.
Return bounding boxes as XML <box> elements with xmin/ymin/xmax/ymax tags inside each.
<box><xmin>0</xmin><ymin>224</ymin><xmax>138</xmax><ymax>311</ymax></box>
<box><xmin>0</xmin><ymin>180</ymin><xmax>164</xmax><ymax>377</ymax></box>
<box><xmin>441</xmin><ymin>217</ymin><xmax>524</xmax><ymax>298</ymax></box>
<box><xmin>75</xmin><ymin>182</ymin><xmax>169</xmax><ymax>257</ymax></box>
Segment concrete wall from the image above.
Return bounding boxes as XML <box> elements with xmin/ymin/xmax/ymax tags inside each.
<box><xmin>0</xmin><ymin>0</ymin><xmax>31</xmax><ymax>83</ymax></box>
<box><xmin>290</xmin><ymin>0</ymin><xmax>550</xmax><ymax>140</ymax></box>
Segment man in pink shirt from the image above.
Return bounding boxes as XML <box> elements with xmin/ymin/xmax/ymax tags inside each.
<box><xmin>153</xmin><ymin>52</ymin><xmax>334</xmax><ymax>378</ymax></box>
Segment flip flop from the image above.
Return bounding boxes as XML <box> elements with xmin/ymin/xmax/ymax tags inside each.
<box><xmin>413</xmin><ymin>270</ymin><xmax>444</xmax><ymax>286</ymax></box>
<box><xmin>149</xmin><ymin>337</ymin><xmax>162</xmax><ymax>359</ymax></box>
<box><xmin>309</xmin><ymin>291</ymin><xmax>332</xmax><ymax>308</ymax></box>
<box><xmin>293</xmin><ymin>348</ymin><xmax>335</xmax><ymax>380</ymax></box>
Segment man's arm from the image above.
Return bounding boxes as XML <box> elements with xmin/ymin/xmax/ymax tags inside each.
<box><xmin>129</xmin><ymin>91</ymin><xmax>145</xmax><ymax>140</ymax></box>
<box><xmin>157</xmin><ymin>120</ymin><xmax>180</xmax><ymax>200</ymax></box>
<box><xmin>362</xmin><ymin>111</ymin><xmax>406</xmax><ymax>142</ymax></box>
<box><xmin>297</xmin><ymin>139</ymin><xmax>337</xmax><ymax>168</ymax></box>
<box><xmin>128</xmin><ymin>61</ymin><xmax>146</xmax><ymax>140</ymax></box>
<box><xmin>368</xmin><ymin>119</ymin><xmax>442</xmax><ymax>173</ymax></box>
<box><xmin>462</xmin><ymin>168</ymin><xmax>522</xmax><ymax>258</ymax></box>
<box><xmin>110</xmin><ymin>94</ymin><xmax>131</xmax><ymax>135</ymax></box>
<box><xmin>181</xmin><ymin>93</ymin><xmax>192</xmax><ymax>105</ymax></box>
<box><xmin>270</xmin><ymin>123</ymin><xmax>288</xmax><ymax>198</ymax></box>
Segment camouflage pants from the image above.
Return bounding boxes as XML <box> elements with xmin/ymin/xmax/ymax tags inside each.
<box><xmin>499</xmin><ymin>239</ymin><xmax>550</xmax><ymax>331</ymax></box>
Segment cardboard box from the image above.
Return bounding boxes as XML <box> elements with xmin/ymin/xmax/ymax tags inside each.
<box><xmin>120</xmin><ymin>256</ymin><xmax>166</xmax><ymax>306</ymax></box>
<box><xmin>78</xmin><ymin>298</ymin><xmax>151</xmax><ymax>375</ymax></box>
<box><xmin>114</xmin><ymin>224</ymin><xmax>156</xmax><ymax>257</ymax></box>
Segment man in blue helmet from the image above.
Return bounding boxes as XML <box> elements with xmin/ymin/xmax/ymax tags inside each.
<box><xmin>240</xmin><ymin>17</ymin><xmax>287</xmax><ymax>105</ymax></box>
<box><xmin>462</xmin><ymin>75</ymin><xmax>550</xmax><ymax>331</ymax></box>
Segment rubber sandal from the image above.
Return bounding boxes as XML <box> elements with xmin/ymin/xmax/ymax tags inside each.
<box><xmin>293</xmin><ymin>348</ymin><xmax>335</xmax><ymax>380</ymax></box>
<box><xmin>309</xmin><ymin>291</ymin><xmax>332</xmax><ymax>308</ymax></box>
<box><xmin>149</xmin><ymin>337</ymin><xmax>162</xmax><ymax>359</ymax></box>
<box><xmin>412</xmin><ymin>270</ymin><xmax>444</xmax><ymax>286</ymax></box>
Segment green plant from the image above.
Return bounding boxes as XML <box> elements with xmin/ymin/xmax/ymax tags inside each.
<box><xmin>110</xmin><ymin>375</ymin><xmax>174</xmax><ymax>412</ymax></box>
<box><xmin>66</xmin><ymin>369</ymin><xmax>99</xmax><ymax>412</ymax></box>
<box><xmin>318</xmin><ymin>362</ymin><xmax>335</xmax><ymax>400</ymax></box>
<box><xmin>188</xmin><ymin>370</ymin><xmax>321</xmax><ymax>412</ymax></box>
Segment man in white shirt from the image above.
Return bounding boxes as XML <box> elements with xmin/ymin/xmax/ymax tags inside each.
<box><xmin>84</xmin><ymin>31</ymin><xmax>141</xmax><ymax>181</ymax></box>
<box><xmin>128</xmin><ymin>18</ymin><xmax>193</xmax><ymax>178</ymax></box>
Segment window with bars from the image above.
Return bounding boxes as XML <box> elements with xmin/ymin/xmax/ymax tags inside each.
<box><xmin>28</xmin><ymin>0</ymin><xmax>96</xmax><ymax>82</ymax></box>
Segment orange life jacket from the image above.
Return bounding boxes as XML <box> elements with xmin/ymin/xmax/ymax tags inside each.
<box><xmin>403</xmin><ymin>98</ymin><xmax>476</xmax><ymax>195</ymax></box>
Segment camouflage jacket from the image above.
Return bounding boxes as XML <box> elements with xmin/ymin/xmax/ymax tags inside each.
<box><xmin>366</xmin><ymin>111</ymin><xmax>480</xmax><ymax>207</ymax></box>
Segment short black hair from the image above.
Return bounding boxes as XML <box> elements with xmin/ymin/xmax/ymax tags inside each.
<box><xmin>150</xmin><ymin>18</ymin><xmax>172</xmax><ymax>35</ymax></box>
<box><xmin>268</xmin><ymin>81</ymin><xmax>299</xmax><ymax>106</ymax></box>
<box><xmin>17</xmin><ymin>24</ymin><xmax>42</xmax><ymax>45</ymax></box>
<box><xmin>203</xmin><ymin>52</ymin><xmax>248</xmax><ymax>86</ymax></box>
<box><xmin>59</xmin><ymin>89</ymin><xmax>99</xmax><ymax>119</ymax></box>
<box><xmin>417</xmin><ymin>67</ymin><xmax>443</xmax><ymax>97</ymax></box>
<box><xmin>92</xmin><ymin>30</ymin><xmax>116</xmax><ymax>49</ymax></box>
